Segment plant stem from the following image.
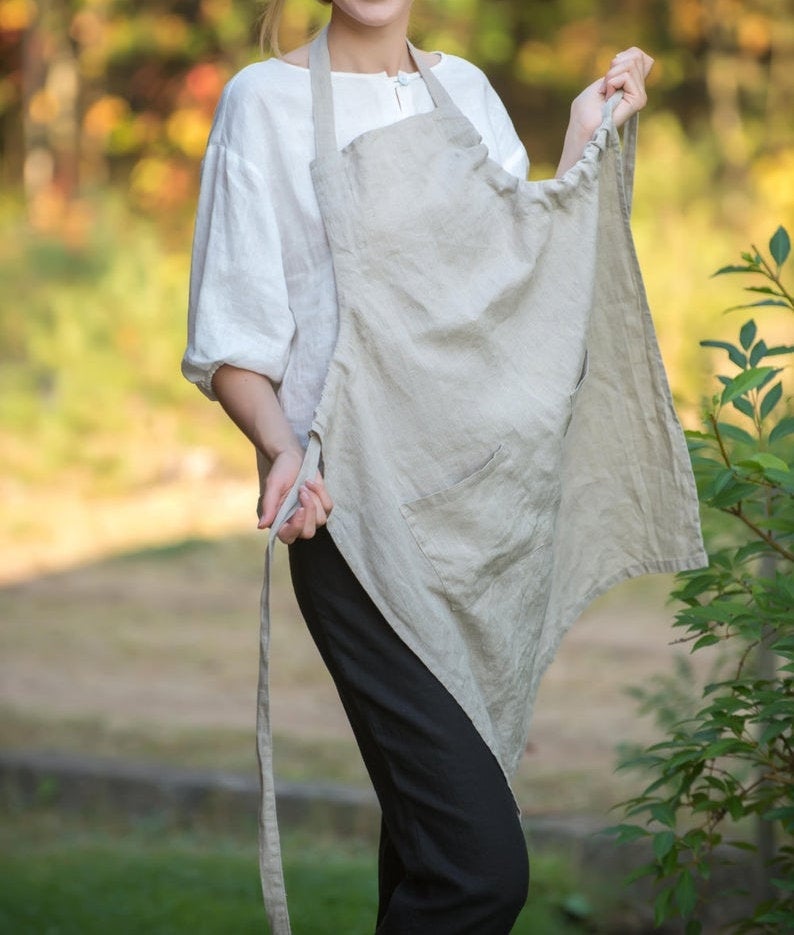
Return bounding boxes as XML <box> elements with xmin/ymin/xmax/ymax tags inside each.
<box><xmin>750</xmin><ymin>243</ymin><xmax>794</xmax><ymax>307</ymax></box>
<box><xmin>725</xmin><ymin>506</ymin><xmax>794</xmax><ymax>562</ymax></box>
<box><xmin>709</xmin><ymin>414</ymin><xmax>732</xmax><ymax>467</ymax></box>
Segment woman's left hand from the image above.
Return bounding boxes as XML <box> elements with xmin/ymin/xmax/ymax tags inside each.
<box><xmin>572</xmin><ymin>47</ymin><xmax>654</xmax><ymax>135</ymax></box>
<box><xmin>556</xmin><ymin>47</ymin><xmax>653</xmax><ymax>176</ymax></box>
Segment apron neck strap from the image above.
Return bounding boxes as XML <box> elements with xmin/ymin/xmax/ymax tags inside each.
<box><xmin>407</xmin><ymin>39</ymin><xmax>454</xmax><ymax>109</ymax></box>
<box><xmin>309</xmin><ymin>27</ymin><xmax>336</xmax><ymax>157</ymax></box>
<box><xmin>309</xmin><ymin>25</ymin><xmax>453</xmax><ymax>157</ymax></box>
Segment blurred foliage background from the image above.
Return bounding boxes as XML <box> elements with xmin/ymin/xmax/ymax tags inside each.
<box><xmin>0</xmin><ymin>0</ymin><xmax>793</xmax><ymax>576</ymax></box>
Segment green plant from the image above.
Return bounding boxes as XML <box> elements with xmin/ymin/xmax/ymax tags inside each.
<box><xmin>607</xmin><ymin>226</ymin><xmax>794</xmax><ymax>934</ymax></box>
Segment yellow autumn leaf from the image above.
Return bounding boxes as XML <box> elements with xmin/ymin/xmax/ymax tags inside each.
<box><xmin>0</xmin><ymin>0</ymin><xmax>35</xmax><ymax>32</ymax></box>
<box><xmin>166</xmin><ymin>108</ymin><xmax>212</xmax><ymax>159</ymax></box>
<box><xmin>83</xmin><ymin>95</ymin><xmax>130</xmax><ymax>140</ymax></box>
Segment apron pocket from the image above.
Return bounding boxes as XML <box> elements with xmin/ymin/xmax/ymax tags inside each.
<box><xmin>400</xmin><ymin>443</ymin><xmax>546</xmax><ymax>612</ymax></box>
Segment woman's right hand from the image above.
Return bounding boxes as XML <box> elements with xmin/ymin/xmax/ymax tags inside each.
<box><xmin>257</xmin><ymin>448</ymin><xmax>334</xmax><ymax>544</ymax></box>
<box><xmin>208</xmin><ymin>366</ymin><xmax>334</xmax><ymax>544</ymax></box>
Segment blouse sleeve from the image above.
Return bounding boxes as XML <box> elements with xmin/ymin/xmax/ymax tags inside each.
<box><xmin>182</xmin><ymin>140</ymin><xmax>295</xmax><ymax>401</ymax></box>
<box><xmin>483</xmin><ymin>80</ymin><xmax>530</xmax><ymax>180</ymax></box>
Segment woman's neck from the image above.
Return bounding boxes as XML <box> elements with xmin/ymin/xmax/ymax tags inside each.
<box><xmin>326</xmin><ymin>9</ymin><xmax>414</xmax><ymax>76</ymax></box>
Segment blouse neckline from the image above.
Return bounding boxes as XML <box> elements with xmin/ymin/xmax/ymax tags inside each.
<box><xmin>272</xmin><ymin>51</ymin><xmax>446</xmax><ymax>82</ymax></box>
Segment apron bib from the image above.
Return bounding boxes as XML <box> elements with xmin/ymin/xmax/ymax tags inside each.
<box><xmin>256</xmin><ymin>27</ymin><xmax>706</xmax><ymax>933</ymax></box>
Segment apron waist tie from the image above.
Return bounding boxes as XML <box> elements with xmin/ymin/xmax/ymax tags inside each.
<box><xmin>256</xmin><ymin>433</ymin><xmax>322</xmax><ymax>935</ymax></box>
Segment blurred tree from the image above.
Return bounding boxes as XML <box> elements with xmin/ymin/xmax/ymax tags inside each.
<box><xmin>0</xmin><ymin>0</ymin><xmax>791</xmax><ymax>219</ymax></box>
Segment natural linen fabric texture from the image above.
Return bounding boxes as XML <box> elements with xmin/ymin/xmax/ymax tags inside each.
<box><xmin>252</xmin><ymin>28</ymin><xmax>708</xmax><ymax>935</ymax></box>
<box><xmin>181</xmin><ymin>50</ymin><xmax>529</xmax><ymax>450</ymax></box>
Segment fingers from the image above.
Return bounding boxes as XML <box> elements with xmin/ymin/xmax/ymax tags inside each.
<box><xmin>599</xmin><ymin>47</ymin><xmax>654</xmax><ymax>120</ymax></box>
<box><xmin>257</xmin><ymin>448</ymin><xmax>303</xmax><ymax>530</ymax></box>
<box><xmin>276</xmin><ymin>477</ymin><xmax>334</xmax><ymax>545</ymax></box>
<box><xmin>257</xmin><ymin>484</ymin><xmax>283</xmax><ymax>530</ymax></box>
<box><xmin>275</xmin><ymin>487</ymin><xmax>318</xmax><ymax>544</ymax></box>
<box><xmin>601</xmin><ymin>47</ymin><xmax>654</xmax><ymax>91</ymax></box>
<box><xmin>256</xmin><ymin>449</ymin><xmax>335</xmax><ymax>543</ymax></box>
<box><xmin>306</xmin><ymin>474</ymin><xmax>334</xmax><ymax>512</ymax></box>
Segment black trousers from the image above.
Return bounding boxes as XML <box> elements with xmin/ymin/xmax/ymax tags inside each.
<box><xmin>288</xmin><ymin>527</ymin><xmax>529</xmax><ymax>934</ymax></box>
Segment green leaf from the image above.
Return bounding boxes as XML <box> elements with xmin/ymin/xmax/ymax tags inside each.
<box><xmin>682</xmin><ymin>828</ymin><xmax>710</xmax><ymax>851</ymax></box>
<box><xmin>744</xmin><ymin>285</ymin><xmax>786</xmax><ymax>297</ymax></box>
<box><xmin>703</xmin><ymin>738</ymin><xmax>751</xmax><ymax>757</ymax></box>
<box><xmin>653</xmin><ymin>830</ymin><xmax>677</xmax><ymax>861</ymax></box>
<box><xmin>756</xmin><ymin>699</ymin><xmax>794</xmax><ymax>719</ymax></box>
<box><xmin>716</xmin><ymin>422</ymin><xmax>756</xmax><ymax>446</ymax></box>
<box><xmin>721</xmin><ymin>367</ymin><xmax>776</xmax><ymax>404</ymax></box>
<box><xmin>725</xmin><ymin>840</ymin><xmax>757</xmax><ymax>853</ymax></box>
<box><xmin>650</xmin><ymin>802</ymin><xmax>677</xmax><ymax>828</ymax></box>
<box><xmin>737</xmin><ymin>452</ymin><xmax>789</xmax><ymax>472</ymax></box>
<box><xmin>713</xmin><ymin>264</ymin><xmax>756</xmax><ymax>276</ymax></box>
<box><xmin>731</xmin><ymin>396</ymin><xmax>755</xmax><ymax>419</ymax></box>
<box><xmin>735</xmin><ymin>541</ymin><xmax>771</xmax><ymax>563</ymax></box>
<box><xmin>708</xmin><ymin>481</ymin><xmax>759</xmax><ymax>507</ymax></box>
<box><xmin>771</xmin><ymin>636</ymin><xmax>794</xmax><ymax>654</ymax></box>
<box><xmin>762</xmin><ymin>468</ymin><xmax>794</xmax><ymax>492</ymax></box>
<box><xmin>625</xmin><ymin>861</ymin><xmax>659</xmax><ymax>884</ymax></box>
<box><xmin>601</xmin><ymin>823</ymin><xmax>649</xmax><ymax>843</ymax></box>
<box><xmin>749</xmin><ymin>339</ymin><xmax>768</xmax><ymax>366</ymax></box>
<box><xmin>755</xmin><ymin>908</ymin><xmax>794</xmax><ymax>925</ymax></box>
<box><xmin>674</xmin><ymin>573</ymin><xmax>719</xmax><ymax>600</ymax></box>
<box><xmin>724</xmin><ymin>299</ymin><xmax>791</xmax><ymax>312</ymax></box>
<box><xmin>770</xmin><ymin>416</ymin><xmax>794</xmax><ymax>445</ymax></box>
<box><xmin>760</xmin><ymin>382</ymin><xmax>783</xmax><ymax>419</ymax></box>
<box><xmin>690</xmin><ymin>455</ymin><xmax>725</xmax><ymax>473</ymax></box>
<box><xmin>674</xmin><ymin>869</ymin><xmax>698</xmax><ymax>917</ymax></box>
<box><xmin>762</xmin><ymin>805</ymin><xmax>794</xmax><ymax>824</ymax></box>
<box><xmin>683</xmin><ymin>602</ymin><xmax>751</xmax><ymax>623</ymax></box>
<box><xmin>686</xmin><ymin>920</ymin><xmax>703</xmax><ymax>935</ymax></box>
<box><xmin>654</xmin><ymin>885</ymin><xmax>674</xmax><ymax>927</ymax></box>
<box><xmin>726</xmin><ymin>797</ymin><xmax>745</xmax><ymax>822</ymax></box>
<box><xmin>739</xmin><ymin>320</ymin><xmax>757</xmax><ymax>350</ymax></box>
<box><xmin>764</xmin><ymin>344</ymin><xmax>794</xmax><ymax>356</ymax></box>
<box><xmin>770</xmin><ymin>225</ymin><xmax>791</xmax><ymax>267</ymax></box>
<box><xmin>702</xmin><ymin>467</ymin><xmax>737</xmax><ymax>499</ymax></box>
<box><xmin>693</xmin><ymin>634</ymin><xmax>721</xmax><ymax>650</ymax></box>
<box><xmin>759</xmin><ymin>720</ymin><xmax>790</xmax><ymax>746</ymax></box>
<box><xmin>701</xmin><ymin>339</ymin><xmax>747</xmax><ymax>368</ymax></box>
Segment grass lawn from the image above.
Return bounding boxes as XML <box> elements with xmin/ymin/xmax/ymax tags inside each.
<box><xmin>0</xmin><ymin>807</ymin><xmax>610</xmax><ymax>934</ymax></box>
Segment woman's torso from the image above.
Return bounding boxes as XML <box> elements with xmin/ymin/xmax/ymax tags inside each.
<box><xmin>184</xmin><ymin>53</ymin><xmax>529</xmax><ymax>444</ymax></box>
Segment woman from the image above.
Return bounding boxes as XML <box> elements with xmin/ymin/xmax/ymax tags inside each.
<box><xmin>183</xmin><ymin>2</ymin><xmax>704</xmax><ymax>932</ymax></box>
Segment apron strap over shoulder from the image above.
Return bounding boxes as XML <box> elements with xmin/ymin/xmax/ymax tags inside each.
<box><xmin>309</xmin><ymin>26</ymin><xmax>455</xmax><ymax>158</ymax></box>
<box><xmin>309</xmin><ymin>28</ymin><xmax>337</xmax><ymax>158</ymax></box>
<box><xmin>406</xmin><ymin>39</ymin><xmax>456</xmax><ymax>110</ymax></box>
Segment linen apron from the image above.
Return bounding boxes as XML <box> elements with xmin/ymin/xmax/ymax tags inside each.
<box><xmin>256</xmin><ymin>27</ymin><xmax>707</xmax><ymax>934</ymax></box>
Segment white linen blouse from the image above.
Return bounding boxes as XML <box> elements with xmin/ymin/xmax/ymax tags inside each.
<box><xmin>182</xmin><ymin>52</ymin><xmax>530</xmax><ymax>446</ymax></box>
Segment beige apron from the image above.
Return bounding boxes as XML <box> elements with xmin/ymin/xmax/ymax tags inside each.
<box><xmin>256</xmin><ymin>27</ymin><xmax>707</xmax><ymax>933</ymax></box>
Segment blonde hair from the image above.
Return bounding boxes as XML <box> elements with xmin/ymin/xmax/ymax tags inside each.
<box><xmin>259</xmin><ymin>0</ymin><xmax>332</xmax><ymax>58</ymax></box>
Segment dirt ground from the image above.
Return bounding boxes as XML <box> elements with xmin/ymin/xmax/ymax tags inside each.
<box><xmin>0</xmin><ymin>482</ymin><xmax>709</xmax><ymax>816</ymax></box>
